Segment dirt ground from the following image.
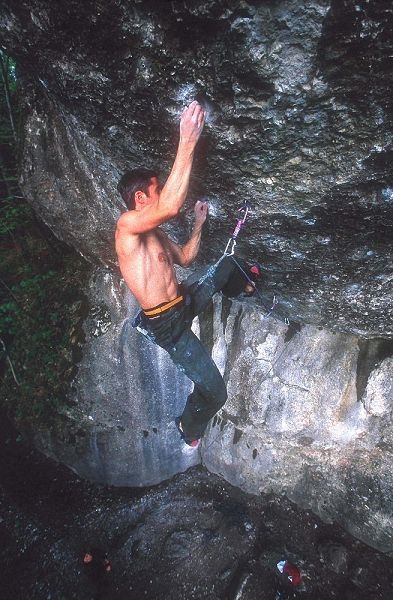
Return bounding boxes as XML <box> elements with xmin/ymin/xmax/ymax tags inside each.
<box><xmin>1</xmin><ymin>414</ymin><xmax>392</xmax><ymax>600</ymax></box>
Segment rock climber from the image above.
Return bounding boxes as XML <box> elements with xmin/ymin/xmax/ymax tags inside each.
<box><xmin>115</xmin><ymin>101</ymin><xmax>260</xmax><ymax>447</ymax></box>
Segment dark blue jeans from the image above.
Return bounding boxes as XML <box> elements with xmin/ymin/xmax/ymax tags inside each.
<box><xmin>141</xmin><ymin>256</ymin><xmax>249</xmax><ymax>441</ymax></box>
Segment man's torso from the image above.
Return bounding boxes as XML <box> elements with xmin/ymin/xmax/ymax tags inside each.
<box><xmin>115</xmin><ymin>227</ymin><xmax>179</xmax><ymax>309</ymax></box>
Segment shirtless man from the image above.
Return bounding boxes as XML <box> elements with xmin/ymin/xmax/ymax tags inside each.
<box><xmin>115</xmin><ymin>101</ymin><xmax>258</xmax><ymax>447</ymax></box>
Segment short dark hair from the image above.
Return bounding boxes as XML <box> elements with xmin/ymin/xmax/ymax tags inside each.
<box><xmin>117</xmin><ymin>168</ymin><xmax>157</xmax><ymax>210</ymax></box>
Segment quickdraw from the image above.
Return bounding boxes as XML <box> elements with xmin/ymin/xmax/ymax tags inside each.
<box><xmin>223</xmin><ymin>200</ymin><xmax>250</xmax><ymax>256</ymax></box>
<box><xmin>222</xmin><ymin>200</ymin><xmax>286</xmax><ymax>322</ymax></box>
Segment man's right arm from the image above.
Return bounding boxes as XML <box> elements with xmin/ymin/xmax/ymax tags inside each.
<box><xmin>158</xmin><ymin>101</ymin><xmax>205</xmax><ymax>218</ymax></box>
<box><xmin>119</xmin><ymin>101</ymin><xmax>205</xmax><ymax>234</ymax></box>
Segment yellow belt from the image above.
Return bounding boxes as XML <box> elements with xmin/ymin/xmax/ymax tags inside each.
<box><xmin>143</xmin><ymin>295</ymin><xmax>184</xmax><ymax>317</ymax></box>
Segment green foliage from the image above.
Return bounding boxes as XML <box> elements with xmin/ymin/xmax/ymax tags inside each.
<box><xmin>0</xmin><ymin>198</ymin><xmax>34</xmax><ymax>234</ymax></box>
<box><xmin>0</xmin><ymin>51</ymin><xmax>89</xmax><ymax>424</ymax></box>
<box><xmin>0</xmin><ymin>50</ymin><xmax>17</xmax><ymax>86</ymax></box>
<box><xmin>0</xmin><ymin>301</ymin><xmax>19</xmax><ymax>335</ymax></box>
<box><xmin>1</xmin><ymin>251</ymin><xmax>88</xmax><ymax>423</ymax></box>
<box><xmin>0</xmin><ymin>49</ymin><xmax>19</xmax><ymax>129</ymax></box>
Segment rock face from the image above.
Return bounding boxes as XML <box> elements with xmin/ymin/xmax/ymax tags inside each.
<box><xmin>1</xmin><ymin>0</ymin><xmax>393</xmax><ymax>553</ymax></box>
<box><xmin>204</xmin><ymin>295</ymin><xmax>393</xmax><ymax>554</ymax></box>
<box><xmin>34</xmin><ymin>268</ymin><xmax>200</xmax><ymax>487</ymax></box>
<box><xmin>2</xmin><ymin>0</ymin><xmax>392</xmax><ymax>334</ymax></box>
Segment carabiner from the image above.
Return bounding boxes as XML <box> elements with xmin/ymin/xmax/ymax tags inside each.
<box><xmin>222</xmin><ymin>200</ymin><xmax>250</xmax><ymax>256</ymax></box>
<box><xmin>237</xmin><ymin>201</ymin><xmax>249</xmax><ymax>224</ymax></box>
<box><xmin>224</xmin><ymin>238</ymin><xmax>237</xmax><ymax>256</ymax></box>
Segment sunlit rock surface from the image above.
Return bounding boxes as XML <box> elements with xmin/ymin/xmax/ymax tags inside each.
<box><xmin>203</xmin><ymin>295</ymin><xmax>393</xmax><ymax>553</ymax></box>
<box><xmin>1</xmin><ymin>0</ymin><xmax>393</xmax><ymax>553</ymax></box>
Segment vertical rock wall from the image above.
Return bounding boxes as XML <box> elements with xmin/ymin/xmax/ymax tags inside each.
<box><xmin>1</xmin><ymin>0</ymin><xmax>393</xmax><ymax>552</ymax></box>
<box><xmin>203</xmin><ymin>295</ymin><xmax>393</xmax><ymax>553</ymax></box>
<box><xmin>34</xmin><ymin>267</ymin><xmax>199</xmax><ymax>486</ymax></box>
<box><xmin>32</xmin><ymin>278</ymin><xmax>393</xmax><ymax>552</ymax></box>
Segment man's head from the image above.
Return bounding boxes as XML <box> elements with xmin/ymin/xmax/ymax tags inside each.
<box><xmin>117</xmin><ymin>168</ymin><xmax>159</xmax><ymax>210</ymax></box>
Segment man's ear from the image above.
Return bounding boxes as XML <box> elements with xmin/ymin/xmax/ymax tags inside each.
<box><xmin>135</xmin><ymin>190</ymin><xmax>147</xmax><ymax>205</ymax></box>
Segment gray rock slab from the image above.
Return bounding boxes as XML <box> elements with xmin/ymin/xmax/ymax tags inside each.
<box><xmin>32</xmin><ymin>269</ymin><xmax>200</xmax><ymax>487</ymax></box>
<box><xmin>202</xmin><ymin>297</ymin><xmax>393</xmax><ymax>553</ymax></box>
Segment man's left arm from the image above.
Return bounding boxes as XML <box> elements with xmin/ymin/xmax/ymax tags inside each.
<box><xmin>168</xmin><ymin>201</ymin><xmax>208</xmax><ymax>267</ymax></box>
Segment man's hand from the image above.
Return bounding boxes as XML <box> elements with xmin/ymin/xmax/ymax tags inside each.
<box><xmin>180</xmin><ymin>101</ymin><xmax>205</xmax><ymax>145</ymax></box>
<box><xmin>194</xmin><ymin>200</ymin><xmax>208</xmax><ymax>227</ymax></box>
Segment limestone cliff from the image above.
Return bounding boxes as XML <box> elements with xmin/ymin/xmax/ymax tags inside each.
<box><xmin>1</xmin><ymin>0</ymin><xmax>393</xmax><ymax>553</ymax></box>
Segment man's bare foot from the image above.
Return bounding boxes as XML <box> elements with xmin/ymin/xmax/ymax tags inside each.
<box><xmin>244</xmin><ymin>263</ymin><xmax>262</xmax><ymax>296</ymax></box>
<box><xmin>244</xmin><ymin>282</ymin><xmax>256</xmax><ymax>295</ymax></box>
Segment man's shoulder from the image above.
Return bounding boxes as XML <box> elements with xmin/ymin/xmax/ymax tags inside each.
<box><xmin>116</xmin><ymin>210</ymin><xmax>163</xmax><ymax>237</ymax></box>
<box><xmin>116</xmin><ymin>210</ymin><xmax>134</xmax><ymax>227</ymax></box>
<box><xmin>116</xmin><ymin>210</ymin><xmax>140</xmax><ymax>236</ymax></box>
<box><xmin>116</xmin><ymin>214</ymin><xmax>162</xmax><ymax>244</ymax></box>
<box><xmin>115</xmin><ymin>212</ymin><xmax>140</xmax><ymax>251</ymax></box>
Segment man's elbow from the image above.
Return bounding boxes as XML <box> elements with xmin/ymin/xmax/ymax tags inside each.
<box><xmin>170</xmin><ymin>206</ymin><xmax>181</xmax><ymax>219</ymax></box>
